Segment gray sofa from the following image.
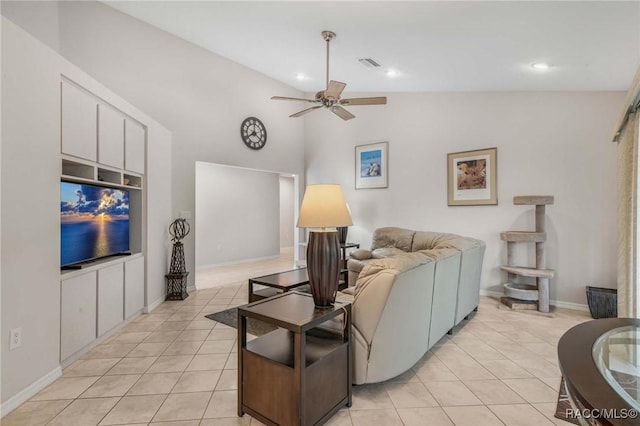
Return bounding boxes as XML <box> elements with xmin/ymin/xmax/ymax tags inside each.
<box><xmin>339</xmin><ymin>227</ymin><xmax>485</xmax><ymax>384</ymax></box>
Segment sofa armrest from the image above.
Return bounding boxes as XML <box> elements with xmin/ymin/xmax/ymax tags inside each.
<box><xmin>341</xmin><ymin>287</ymin><xmax>356</xmax><ymax>295</ymax></box>
<box><xmin>350</xmin><ymin>249</ymin><xmax>373</xmax><ymax>260</ymax></box>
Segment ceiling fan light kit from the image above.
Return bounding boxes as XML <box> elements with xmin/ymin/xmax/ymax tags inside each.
<box><xmin>271</xmin><ymin>31</ymin><xmax>387</xmax><ymax>120</ymax></box>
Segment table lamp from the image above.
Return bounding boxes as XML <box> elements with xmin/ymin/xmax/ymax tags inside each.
<box><xmin>297</xmin><ymin>184</ymin><xmax>353</xmax><ymax>308</ymax></box>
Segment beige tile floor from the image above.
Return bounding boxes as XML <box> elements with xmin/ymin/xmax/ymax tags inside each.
<box><xmin>3</xmin><ymin>251</ymin><xmax>588</xmax><ymax>425</ymax></box>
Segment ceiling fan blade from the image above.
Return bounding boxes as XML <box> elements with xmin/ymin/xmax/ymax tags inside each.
<box><xmin>324</xmin><ymin>80</ymin><xmax>346</xmax><ymax>99</ymax></box>
<box><xmin>331</xmin><ymin>106</ymin><xmax>355</xmax><ymax>121</ymax></box>
<box><xmin>271</xmin><ymin>96</ymin><xmax>318</xmax><ymax>103</ymax></box>
<box><xmin>340</xmin><ymin>96</ymin><xmax>387</xmax><ymax>106</ymax></box>
<box><xmin>290</xmin><ymin>105</ymin><xmax>323</xmax><ymax>118</ymax></box>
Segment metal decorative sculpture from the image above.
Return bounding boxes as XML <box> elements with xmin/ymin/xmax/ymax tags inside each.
<box><xmin>166</xmin><ymin>218</ymin><xmax>190</xmax><ymax>300</ymax></box>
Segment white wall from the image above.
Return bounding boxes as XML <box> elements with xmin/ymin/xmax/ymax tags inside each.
<box><xmin>1</xmin><ymin>17</ymin><xmax>62</xmax><ymax>406</ymax></box>
<box><xmin>195</xmin><ymin>163</ymin><xmax>280</xmax><ymax>268</ymax></box>
<box><xmin>304</xmin><ymin>92</ymin><xmax>623</xmax><ymax>307</ymax></box>
<box><xmin>0</xmin><ymin>1</ymin><xmax>60</xmax><ymax>51</ymax></box>
<box><xmin>51</xmin><ymin>1</ymin><xmax>306</xmax><ymax>287</ymax></box>
<box><xmin>279</xmin><ymin>176</ymin><xmax>295</xmax><ymax>248</ymax></box>
<box><xmin>144</xmin><ymin>125</ymin><xmax>173</xmax><ymax>308</ymax></box>
<box><xmin>1</xmin><ymin>17</ymin><xmax>173</xmax><ymax>409</ymax></box>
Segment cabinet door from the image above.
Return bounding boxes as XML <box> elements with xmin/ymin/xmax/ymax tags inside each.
<box><xmin>125</xmin><ymin>120</ymin><xmax>145</xmax><ymax>174</ymax></box>
<box><xmin>98</xmin><ymin>104</ymin><xmax>125</xmax><ymax>169</ymax></box>
<box><xmin>61</xmin><ymin>271</ymin><xmax>97</xmax><ymax>361</ymax></box>
<box><xmin>125</xmin><ymin>256</ymin><xmax>145</xmax><ymax>319</ymax></box>
<box><xmin>61</xmin><ymin>82</ymin><xmax>97</xmax><ymax>161</ymax></box>
<box><xmin>98</xmin><ymin>263</ymin><xmax>124</xmax><ymax>336</ymax></box>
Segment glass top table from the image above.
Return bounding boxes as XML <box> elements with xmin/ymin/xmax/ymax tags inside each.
<box><xmin>558</xmin><ymin>318</ymin><xmax>640</xmax><ymax>426</ymax></box>
<box><xmin>593</xmin><ymin>325</ymin><xmax>640</xmax><ymax>411</ymax></box>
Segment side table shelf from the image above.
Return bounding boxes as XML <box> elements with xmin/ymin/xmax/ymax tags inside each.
<box><xmin>238</xmin><ymin>292</ymin><xmax>352</xmax><ymax>426</ymax></box>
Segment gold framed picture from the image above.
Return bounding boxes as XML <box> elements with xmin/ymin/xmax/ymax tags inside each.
<box><xmin>447</xmin><ymin>147</ymin><xmax>497</xmax><ymax>206</ymax></box>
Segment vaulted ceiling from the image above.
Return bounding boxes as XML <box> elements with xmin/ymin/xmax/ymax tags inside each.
<box><xmin>105</xmin><ymin>1</ymin><xmax>640</xmax><ymax>93</ymax></box>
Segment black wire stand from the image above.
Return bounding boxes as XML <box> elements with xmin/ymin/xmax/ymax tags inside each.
<box><xmin>165</xmin><ymin>218</ymin><xmax>190</xmax><ymax>300</ymax></box>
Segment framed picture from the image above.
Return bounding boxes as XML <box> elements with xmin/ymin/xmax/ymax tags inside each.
<box><xmin>447</xmin><ymin>147</ymin><xmax>497</xmax><ymax>206</ymax></box>
<box><xmin>355</xmin><ymin>142</ymin><xmax>388</xmax><ymax>189</ymax></box>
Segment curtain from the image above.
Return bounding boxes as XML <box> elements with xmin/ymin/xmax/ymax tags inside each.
<box><xmin>617</xmin><ymin>112</ymin><xmax>640</xmax><ymax>318</ymax></box>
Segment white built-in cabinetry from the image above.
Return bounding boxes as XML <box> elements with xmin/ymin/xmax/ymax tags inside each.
<box><xmin>60</xmin><ymin>255</ymin><xmax>145</xmax><ymax>360</ymax></box>
<box><xmin>61</xmin><ymin>82</ymin><xmax>98</xmax><ymax>161</ymax></box>
<box><xmin>125</xmin><ymin>120</ymin><xmax>145</xmax><ymax>174</ymax></box>
<box><xmin>98</xmin><ymin>263</ymin><xmax>125</xmax><ymax>336</ymax></box>
<box><xmin>98</xmin><ymin>104</ymin><xmax>125</xmax><ymax>169</ymax></box>
<box><xmin>60</xmin><ymin>272</ymin><xmax>97</xmax><ymax>361</ymax></box>
<box><xmin>125</xmin><ymin>256</ymin><xmax>145</xmax><ymax>319</ymax></box>
<box><xmin>60</xmin><ymin>78</ymin><xmax>148</xmax><ymax>364</ymax></box>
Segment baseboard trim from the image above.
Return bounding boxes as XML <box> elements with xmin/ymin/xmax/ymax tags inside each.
<box><xmin>551</xmin><ymin>300</ymin><xmax>590</xmax><ymax>312</ymax></box>
<box><xmin>480</xmin><ymin>290</ymin><xmax>504</xmax><ymax>299</ymax></box>
<box><xmin>0</xmin><ymin>366</ymin><xmax>62</xmax><ymax>418</ymax></box>
<box><xmin>145</xmin><ymin>296</ymin><xmax>165</xmax><ymax>313</ymax></box>
<box><xmin>196</xmin><ymin>254</ymin><xmax>280</xmax><ymax>270</ymax></box>
<box><xmin>480</xmin><ymin>290</ymin><xmax>589</xmax><ymax>312</ymax></box>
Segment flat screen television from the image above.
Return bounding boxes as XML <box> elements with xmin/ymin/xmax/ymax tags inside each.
<box><xmin>60</xmin><ymin>181</ymin><xmax>130</xmax><ymax>267</ymax></box>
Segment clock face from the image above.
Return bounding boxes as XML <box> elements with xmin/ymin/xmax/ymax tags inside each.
<box><xmin>241</xmin><ymin>117</ymin><xmax>267</xmax><ymax>150</ymax></box>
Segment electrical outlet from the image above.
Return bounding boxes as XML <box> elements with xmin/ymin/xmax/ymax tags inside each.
<box><xmin>10</xmin><ymin>327</ymin><xmax>22</xmax><ymax>350</ymax></box>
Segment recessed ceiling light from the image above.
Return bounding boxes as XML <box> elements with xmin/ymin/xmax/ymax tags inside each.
<box><xmin>295</xmin><ymin>73</ymin><xmax>307</xmax><ymax>81</ymax></box>
<box><xmin>531</xmin><ymin>62</ymin><xmax>551</xmax><ymax>71</ymax></box>
<box><xmin>386</xmin><ymin>69</ymin><xmax>399</xmax><ymax>78</ymax></box>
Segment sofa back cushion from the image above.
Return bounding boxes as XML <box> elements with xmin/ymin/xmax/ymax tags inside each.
<box><xmin>371</xmin><ymin>227</ymin><xmax>415</xmax><ymax>252</ymax></box>
<box><xmin>353</xmin><ymin>253</ymin><xmax>433</xmax><ymax>341</ymax></box>
<box><xmin>411</xmin><ymin>231</ymin><xmax>460</xmax><ymax>251</ymax></box>
<box><xmin>372</xmin><ymin>247</ymin><xmax>406</xmax><ymax>258</ymax></box>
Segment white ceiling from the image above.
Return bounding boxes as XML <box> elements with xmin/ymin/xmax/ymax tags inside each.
<box><xmin>104</xmin><ymin>1</ymin><xmax>640</xmax><ymax>93</ymax></box>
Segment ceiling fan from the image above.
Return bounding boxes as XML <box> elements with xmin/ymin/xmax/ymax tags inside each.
<box><xmin>271</xmin><ymin>31</ymin><xmax>387</xmax><ymax>121</ymax></box>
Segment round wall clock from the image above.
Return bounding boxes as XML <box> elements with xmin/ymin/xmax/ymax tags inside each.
<box><xmin>240</xmin><ymin>117</ymin><xmax>267</xmax><ymax>150</ymax></box>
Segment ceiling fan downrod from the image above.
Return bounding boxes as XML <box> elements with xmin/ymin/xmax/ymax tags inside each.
<box><xmin>321</xmin><ymin>31</ymin><xmax>336</xmax><ymax>91</ymax></box>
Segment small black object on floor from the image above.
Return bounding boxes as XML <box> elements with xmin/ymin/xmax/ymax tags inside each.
<box><xmin>205</xmin><ymin>306</ymin><xmax>277</xmax><ymax>336</ymax></box>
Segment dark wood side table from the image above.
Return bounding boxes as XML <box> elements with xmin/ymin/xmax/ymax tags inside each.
<box><xmin>340</xmin><ymin>243</ymin><xmax>360</xmax><ymax>270</ymax></box>
<box><xmin>248</xmin><ymin>268</ymin><xmax>348</xmax><ymax>303</ymax></box>
<box><xmin>238</xmin><ymin>292</ymin><xmax>352</xmax><ymax>426</ymax></box>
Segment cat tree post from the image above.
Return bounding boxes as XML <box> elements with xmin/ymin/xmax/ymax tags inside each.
<box><xmin>500</xmin><ymin>196</ymin><xmax>555</xmax><ymax>313</ymax></box>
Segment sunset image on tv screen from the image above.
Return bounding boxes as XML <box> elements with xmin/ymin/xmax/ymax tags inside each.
<box><xmin>60</xmin><ymin>181</ymin><xmax>130</xmax><ymax>266</ymax></box>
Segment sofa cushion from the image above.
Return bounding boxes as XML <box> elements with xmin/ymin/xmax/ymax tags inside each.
<box><xmin>437</xmin><ymin>236</ymin><xmax>484</xmax><ymax>251</ymax></box>
<box><xmin>415</xmin><ymin>247</ymin><xmax>460</xmax><ymax>261</ymax></box>
<box><xmin>371</xmin><ymin>227</ymin><xmax>415</xmax><ymax>252</ymax></box>
<box><xmin>356</xmin><ymin>252</ymin><xmax>433</xmax><ymax>290</ymax></box>
<box><xmin>411</xmin><ymin>231</ymin><xmax>458</xmax><ymax>251</ymax></box>
<box><xmin>347</xmin><ymin>258</ymin><xmax>370</xmax><ymax>274</ymax></box>
<box><xmin>350</xmin><ymin>249</ymin><xmax>373</xmax><ymax>260</ymax></box>
<box><xmin>372</xmin><ymin>247</ymin><xmax>406</xmax><ymax>258</ymax></box>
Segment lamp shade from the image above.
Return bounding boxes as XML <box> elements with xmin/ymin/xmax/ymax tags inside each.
<box><xmin>297</xmin><ymin>184</ymin><xmax>353</xmax><ymax>228</ymax></box>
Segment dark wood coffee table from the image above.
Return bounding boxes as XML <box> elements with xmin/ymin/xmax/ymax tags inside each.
<box><xmin>248</xmin><ymin>268</ymin><xmax>347</xmax><ymax>303</ymax></box>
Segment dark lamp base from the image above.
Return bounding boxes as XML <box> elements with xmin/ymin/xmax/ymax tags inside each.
<box><xmin>314</xmin><ymin>303</ymin><xmax>334</xmax><ymax>309</ymax></box>
<box><xmin>306</xmin><ymin>231</ymin><xmax>341</xmax><ymax>308</ymax></box>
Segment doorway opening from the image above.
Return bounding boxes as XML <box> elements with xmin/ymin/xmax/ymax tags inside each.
<box><xmin>194</xmin><ymin>162</ymin><xmax>300</xmax><ymax>289</ymax></box>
